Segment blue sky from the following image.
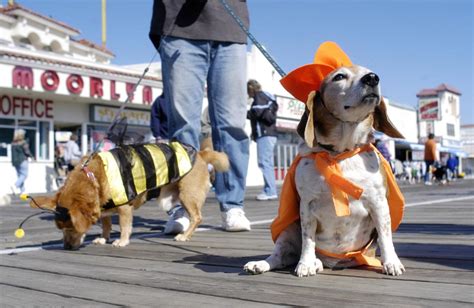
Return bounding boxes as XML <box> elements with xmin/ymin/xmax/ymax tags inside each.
<box><xmin>7</xmin><ymin>0</ymin><xmax>473</xmax><ymax>124</ymax></box>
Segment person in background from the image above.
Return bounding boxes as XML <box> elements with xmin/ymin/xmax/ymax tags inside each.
<box><xmin>374</xmin><ymin>139</ymin><xmax>393</xmax><ymax>172</ymax></box>
<box><xmin>424</xmin><ymin>133</ymin><xmax>437</xmax><ymax>185</ymax></box>
<box><xmin>374</xmin><ymin>139</ymin><xmax>391</xmax><ymax>162</ymax></box>
<box><xmin>10</xmin><ymin>129</ymin><xmax>32</xmax><ymax>194</ymax></box>
<box><xmin>150</xmin><ymin>93</ymin><xmax>169</xmax><ymax>143</ymax></box>
<box><xmin>247</xmin><ymin>79</ymin><xmax>279</xmax><ymax>201</ymax></box>
<box><xmin>446</xmin><ymin>154</ymin><xmax>458</xmax><ymax>181</ymax></box>
<box><xmin>64</xmin><ymin>134</ymin><xmax>82</xmax><ymax>171</ymax></box>
<box><xmin>149</xmin><ymin>0</ymin><xmax>251</xmax><ymax>232</ymax></box>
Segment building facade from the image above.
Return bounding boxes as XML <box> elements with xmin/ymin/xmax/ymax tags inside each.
<box><xmin>0</xmin><ymin>4</ymin><xmax>161</xmax><ymax>203</ymax></box>
<box><xmin>460</xmin><ymin>124</ymin><xmax>474</xmax><ymax>176</ymax></box>
<box><xmin>416</xmin><ymin>84</ymin><xmax>465</xmax><ymax>168</ymax></box>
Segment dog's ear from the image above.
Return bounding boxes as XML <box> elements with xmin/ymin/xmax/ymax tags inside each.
<box><xmin>296</xmin><ymin>107</ymin><xmax>308</xmax><ymax>141</ymax></box>
<box><xmin>69</xmin><ymin>202</ymin><xmax>100</xmax><ymax>234</ymax></box>
<box><xmin>69</xmin><ymin>207</ymin><xmax>91</xmax><ymax>234</ymax></box>
<box><xmin>373</xmin><ymin>98</ymin><xmax>404</xmax><ymax>139</ymax></box>
<box><xmin>297</xmin><ymin>91</ymin><xmax>318</xmax><ymax>147</ymax></box>
<box><xmin>29</xmin><ymin>196</ymin><xmax>56</xmax><ymax>210</ymax></box>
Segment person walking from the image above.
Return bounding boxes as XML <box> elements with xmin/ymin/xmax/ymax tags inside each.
<box><xmin>149</xmin><ymin>0</ymin><xmax>251</xmax><ymax>232</ymax></box>
<box><xmin>424</xmin><ymin>133</ymin><xmax>437</xmax><ymax>185</ymax></box>
<box><xmin>11</xmin><ymin>129</ymin><xmax>32</xmax><ymax>194</ymax></box>
<box><xmin>64</xmin><ymin>134</ymin><xmax>82</xmax><ymax>171</ymax></box>
<box><xmin>247</xmin><ymin>79</ymin><xmax>279</xmax><ymax>201</ymax></box>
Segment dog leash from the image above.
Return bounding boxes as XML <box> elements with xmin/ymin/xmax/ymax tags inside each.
<box><xmin>80</xmin><ymin>51</ymin><xmax>158</xmax><ymax>169</ymax></box>
<box><xmin>219</xmin><ymin>0</ymin><xmax>286</xmax><ymax>77</ymax></box>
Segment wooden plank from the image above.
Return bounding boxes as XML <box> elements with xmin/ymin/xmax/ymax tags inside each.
<box><xmin>2</xmin><ymin>251</ymin><xmax>473</xmax><ymax>305</ymax></box>
<box><xmin>0</xmin><ymin>267</ymin><xmax>278</xmax><ymax>307</ymax></box>
<box><xmin>0</xmin><ymin>284</ymin><xmax>121</xmax><ymax>307</ymax></box>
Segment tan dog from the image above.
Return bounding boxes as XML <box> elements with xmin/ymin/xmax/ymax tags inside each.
<box><xmin>31</xmin><ymin>144</ymin><xmax>228</xmax><ymax>250</ymax></box>
<box><xmin>244</xmin><ymin>64</ymin><xmax>406</xmax><ymax>277</ymax></box>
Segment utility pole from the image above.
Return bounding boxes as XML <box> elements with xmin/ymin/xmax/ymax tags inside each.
<box><xmin>101</xmin><ymin>0</ymin><xmax>106</xmax><ymax>47</ymax></box>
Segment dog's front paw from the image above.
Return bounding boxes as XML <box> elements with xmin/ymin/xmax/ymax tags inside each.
<box><xmin>244</xmin><ymin>261</ymin><xmax>270</xmax><ymax>274</ymax></box>
<box><xmin>92</xmin><ymin>237</ymin><xmax>107</xmax><ymax>245</ymax></box>
<box><xmin>382</xmin><ymin>257</ymin><xmax>405</xmax><ymax>276</ymax></box>
<box><xmin>174</xmin><ymin>234</ymin><xmax>190</xmax><ymax>242</ymax></box>
<box><xmin>295</xmin><ymin>258</ymin><xmax>323</xmax><ymax>277</ymax></box>
<box><xmin>111</xmin><ymin>239</ymin><xmax>130</xmax><ymax>247</ymax></box>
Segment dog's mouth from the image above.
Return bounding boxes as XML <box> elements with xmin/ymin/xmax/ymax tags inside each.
<box><xmin>344</xmin><ymin>94</ymin><xmax>379</xmax><ymax>110</ymax></box>
<box><xmin>362</xmin><ymin>93</ymin><xmax>379</xmax><ymax>101</ymax></box>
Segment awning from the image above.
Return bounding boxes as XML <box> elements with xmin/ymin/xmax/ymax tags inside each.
<box><xmin>394</xmin><ymin>140</ymin><xmax>425</xmax><ymax>151</ymax></box>
<box><xmin>438</xmin><ymin>146</ymin><xmax>468</xmax><ymax>158</ymax></box>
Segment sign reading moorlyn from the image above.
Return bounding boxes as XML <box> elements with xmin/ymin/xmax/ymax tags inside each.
<box><xmin>0</xmin><ymin>64</ymin><xmax>155</xmax><ymax>105</ymax></box>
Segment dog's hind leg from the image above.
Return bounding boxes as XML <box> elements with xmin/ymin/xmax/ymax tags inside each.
<box><xmin>92</xmin><ymin>215</ymin><xmax>112</xmax><ymax>245</ymax></box>
<box><xmin>112</xmin><ymin>205</ymin><xmax>133</xmax><ymax>247</ymax></box>
<box><xmin>244</xmin><ymin>222</ymin><xmax>301</xmax><ymax>274</ymax></box>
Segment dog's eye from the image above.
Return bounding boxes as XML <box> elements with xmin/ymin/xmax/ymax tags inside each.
<box><xmin>332</xmin><ymin>74</ymin><xmax>346</xmax><ymax>81</ymax></box>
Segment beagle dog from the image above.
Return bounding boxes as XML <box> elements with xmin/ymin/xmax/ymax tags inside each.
<box><xmin>244</xmin><ymin>61</ymin><xmax>406</xmax><ymax>277</ymax></box>
<box><xmin>31</xmin><ymin>142</ymin><xmax>229</xmax><ymax>250</ymax></box>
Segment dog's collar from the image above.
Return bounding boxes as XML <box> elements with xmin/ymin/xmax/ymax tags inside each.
<box><xmin>317</xmin><ymin>143</ymin><xmax>335</xmax><ymax>152</ymax></box>
<box><xmin>82</xmin><ymin>166</ymin><xmax>97</xmax><ymax>183</ymax></box>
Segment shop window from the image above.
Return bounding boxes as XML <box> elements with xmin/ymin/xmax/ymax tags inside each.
<box><xmin>0</xmin><ymin>128</ymin><xmax>14</xmax><ymax>157</ymax></box>
<box><xmin>24</xmin><ymin>129</ymin><xmax>36</xmax><ymax>158</ymax></box>
<box><xmin>0</xmin><ymin>119</ymin><xmax>52</xmax><ymax>161</ymax></box>
<box><xmin>447</xmin><ymin>123</ymin><xmax>455</xmax><ymax>137</ymax></box>
<box><xmin>40</xmin><ymin>122</ymin><xmax>50</xmax><ymax>160</ymax></box>
<box><xmin>0</xmin><ymin>119</ymin><xmax>15</xmax><ymax>126</ymax></box>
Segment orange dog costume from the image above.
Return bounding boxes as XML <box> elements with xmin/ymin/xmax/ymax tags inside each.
<box><xmin>271</xmin><ymin>42</ymin><xmax>404</xmax><ymax>267</ymax></box>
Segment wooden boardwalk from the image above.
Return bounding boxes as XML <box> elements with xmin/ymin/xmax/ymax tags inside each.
<box><xmin>1</xmin><ymin>181</ymin><xmax>473</xmax><ymax>307</ymax></box>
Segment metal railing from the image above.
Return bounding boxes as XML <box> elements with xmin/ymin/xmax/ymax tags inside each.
<box><xmin>274</xmin><ymin>143</ymin><xmax>298</xmax><ymax>182</ymax></box>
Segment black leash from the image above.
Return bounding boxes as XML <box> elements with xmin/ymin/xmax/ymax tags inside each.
<box><xmin>219</xmin><ymin>0</ymin><xmax>286</xmax><ymax>77</ymax></box>
<box><xmin>81</xmin><ymin>51</ymin><xmax>158</xmax><ymax>169</ymax></box>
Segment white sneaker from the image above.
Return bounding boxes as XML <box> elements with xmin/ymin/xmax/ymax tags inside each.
<box><xmin>424</xmin><ymin>181</ymin><xmax>432</xmax><ymax>186</ymax></box>
<box><xmin>221</xmin><ymin>208</ymin><xmax>251</xmax><ymax>232</ymax></box>
<box><xmin>164</xmin><ymin>207</ymin><xmax>190</xmax><ymax>235</ymax></box>
<box><xmin>256</xmin><ymin>193</ymin><xmax>278</xmax><ymax>201</ymax></box>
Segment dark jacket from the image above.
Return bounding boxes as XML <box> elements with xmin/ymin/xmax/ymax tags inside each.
<box><xmin>150</xmin><ymin>94</ymin><xmax>168</xmax><ymax>139</ymax></box>
<box><xmin>11</xmin><ymin>140</ymin><xmax>32</xmax><ymax>167</ymax></box>
<box><xmin>375</xmin><ymin>141</ymin><xmax>391</xmax><ymax>162</ymax></box>
<box><xmin>149</xmin><ymin>0</ymin><xmax>249</xmax><ymax>50</ymax></box>
<box><xmin>247</xmin><ymin>91</ymin><xmax>278</xmax><ymax>141</ymax></box>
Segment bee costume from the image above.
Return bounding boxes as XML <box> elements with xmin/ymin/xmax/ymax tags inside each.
<box><xmin>98</xmin><ymin>141</ymin><xmax>196</xmax><ymax>209</ymax></box>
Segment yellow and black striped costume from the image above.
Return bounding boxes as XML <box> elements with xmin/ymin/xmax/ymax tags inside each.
<box><xmin>98</xmin><ymin>141</ymin><xmax>196</xmax><ymax>209</ymax></box>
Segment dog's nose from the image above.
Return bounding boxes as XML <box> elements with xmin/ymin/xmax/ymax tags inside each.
<box><xmin>361</xmin><ymin>73</ymin><xmax>379</xmax><ymax>87</ymax></box>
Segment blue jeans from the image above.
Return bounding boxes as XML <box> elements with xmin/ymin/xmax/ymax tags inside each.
<box><xmin>257</xmin><ymin>136</ymin><xmax>277</xmax><ymax>196</ymax></box>
<box><xmin>424</xmin><ymin>160</ymin><xmax>434</xmax><ymax>182</ymax></box>
<box><xmin>160</xmin><ymin>37</ymin><xmax>249</xmax><ymax>212</ymax></box>
<box><xmin>14</xmin><ymin>160</ymin><xmax>28</xmax><ymax>193</ymax></box>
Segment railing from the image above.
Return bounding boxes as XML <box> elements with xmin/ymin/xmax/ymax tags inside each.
<box><xmin>274</xmin><ymin>143</ymin><xmax>298</xmax><ymax>182</ymax></box>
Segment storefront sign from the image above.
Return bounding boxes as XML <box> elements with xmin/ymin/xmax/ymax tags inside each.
<box><xmin>419</xmin><ymin>98</ymin><xmax>440</xmax><ymax>120</ymax></box>
<box><xmin>275</xmin><ymin>95</ymin><xmax>305</xmax><ymax>130</ymax></box>
<box><xmin>0</xmin><ymin>94</ymin><xmax>53</xmax><ymax>118</ymax></box>
<box><xmin>276</xmin><ymin>95</ymin><xmax>305</xmax><ymax>120</ymax></box>
<box><xmin>90</xmin><ymin>105</ymin><xmax>150</xmax><ymax>126</ymax></box>
<box><xmin>10</xmin><ymin>66</ymin><xmax>154</xmax><ymax>105</ymax></box>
